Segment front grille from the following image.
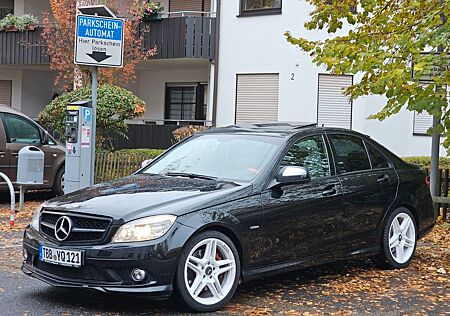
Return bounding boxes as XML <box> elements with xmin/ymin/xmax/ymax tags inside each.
<box><xmin>33</xmin><ymin>260</ymin><xmax>157</xmax><ymax>286</ymax></box>
<box><xmin>34</xmin><ymin>260</ymin><xmax>113</xmax><ymax>282</ymax></box>
<box><xmin>40</xmin><ymin>210</ymin><xmax>112</xmax><ymax>244</ymax></box>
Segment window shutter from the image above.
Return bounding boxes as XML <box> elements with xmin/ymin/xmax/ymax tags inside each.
<box><xmin>235</xmin><ymin>74</ymin><xmax>279</xmax><ymax>123</ymax></box>
<box><xmin>317</xmin><ymin>74</ymin><xmax>353</xmax><ymax>129</ymax></box>
<box><xmin>413</xmin><ymin>111</ymin><xmax>433</xmax><ymax>135</ymax></box>
<box><xmin>169</xmin><ymin>0</ymin><xmax>204</xmax><ymax>12</ymax></box>
<box><xmin>0</xmin><ymin>80</ymin><xmax>12</xmax><ymax>107</ymax></box>
<box><xmin>0</xmin><ymin>0</ymin><xmax>13</xmax><ymax>8</ymax></box>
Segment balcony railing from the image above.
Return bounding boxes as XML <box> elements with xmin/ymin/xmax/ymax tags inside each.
<box><xmin>0</xmin><ymin>15</ymin><xmax>217</xmax><ymax>65</ymax></box>
<box><xmin>143</xmin><ymin>16</ymin><xmax>216</xmax><ymax>60</ymax></box>
<box><xmin>0</xmin><ymin>27</ymin><xmax>49</xmax><ymax>65</ymax></box>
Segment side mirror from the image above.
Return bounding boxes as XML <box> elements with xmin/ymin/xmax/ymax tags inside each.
<box><xmin>141</xmin><ymin>159</ymin><xmax>153</xmax><ymax>168</ymax></box>
<box><xmin>276</xmin><ymin>166</ymin><xmax>309</xmax><ymax>184</ymax></box>
<box><xmin>42</xmin><ymin>131</ymin><xmax>49</xmax><ymax>145</ymax></box>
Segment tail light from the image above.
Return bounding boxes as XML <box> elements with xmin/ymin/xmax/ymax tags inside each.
<box><xmin>425</xmin><ymin>176</ymin><xmax>430</xmax><ymax>188</ymax></box>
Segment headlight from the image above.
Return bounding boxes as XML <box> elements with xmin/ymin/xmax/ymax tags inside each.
<box><xmin>112</xmin><ymin>215</ymin><xmax>177</xmax><ymax>243</ymax></box>
<box><xmin>30</xmin><ymin>205</ymin><xmax>42</xmax><ymax>232</ymax></box>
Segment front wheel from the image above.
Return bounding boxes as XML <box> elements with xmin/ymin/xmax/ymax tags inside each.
<box><xmin>51</xmin><ymin>167</ymin><xmax>65</xmax><ymax>197</ymax></box>
<box><xmin>376</xmin><ymin>207</ymin><xmax>417</xmax><ymax>269</ymax></box>
<box><xmin>175</xmin><ymin>231</ymin><xmax>240</xmax><ymax>312</ymax></box>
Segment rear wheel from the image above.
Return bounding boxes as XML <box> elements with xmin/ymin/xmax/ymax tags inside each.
<box><xmin>376</xmin><ymin>207</ymin><xmax>417</xmax><ymax>269</ymax></box>
<box><xmin>51</xmin><ymin>167</ymin><xmax>64</xmax><ymax>196</ymax></box>
<box><xmin>175</xmin><ymin>231</ymin><xmax>240</xmax><ymax>312</ymax></box>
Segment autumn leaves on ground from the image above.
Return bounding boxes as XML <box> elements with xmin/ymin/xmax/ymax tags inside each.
<box><xmin>0</xmin><ymin>198</ymin><xmax>449</xmax><ymax>315</ymax></box>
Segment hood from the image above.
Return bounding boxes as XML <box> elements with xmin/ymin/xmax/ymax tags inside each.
<box><xmin>44</xmin><ymin>174</ymin><xmax>252</xmax><ymax>222</ymax></box>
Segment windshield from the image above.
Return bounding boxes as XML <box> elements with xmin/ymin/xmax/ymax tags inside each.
<box><xmin>143</xmin><ymin>134</ymin><xmax>281</xmax><ymax>183</ymax></box>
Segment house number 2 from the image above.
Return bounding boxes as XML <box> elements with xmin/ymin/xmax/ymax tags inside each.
<box><xmin>291</xmin><ymin>73</ymin><xmax>295</xmax><ymax>81</ymax></box>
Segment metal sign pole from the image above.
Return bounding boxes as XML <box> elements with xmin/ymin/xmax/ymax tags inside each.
<box><xmin>90</xmin><ymin>66</ymin><xmax>98</xmax><ymax>186</ymax></box>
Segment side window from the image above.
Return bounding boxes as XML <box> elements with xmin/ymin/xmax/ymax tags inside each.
<box><xmin>1</xmin><ymin>114</ymin><xmax>41</xmax><ymax>144</ymax></box>
<box><xmin>281</xmin><ymin>135</ymin><xmax>330</xmax><ymax>179</ymax></box>
<box><xmin>328</xmin><ymin>134</ymin><xmax>371</xmax><ymax>174</ymax></box>
<box><xmin>365</xmin><ymin>142</ymin><xmax>390</xmax><ymax>169</ymax></box>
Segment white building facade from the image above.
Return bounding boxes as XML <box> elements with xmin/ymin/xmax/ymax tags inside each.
<box><xmin>214</xmin><ymin>0</ymin><xmax>447</xmax><ymax>157</ymax></box>
<box><xmin>0</xmin><ymin>0</ymin><xmax>447</xmax><ymax>156</ymax></box>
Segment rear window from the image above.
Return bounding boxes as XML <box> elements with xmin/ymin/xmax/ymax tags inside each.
<box><xmin>328</xmin><ymin>134</ymin><xmax>371</xmax><ymax>174</ymax></box>
<box><xmin>365</xmin><ymin>142</ymin><xmax>390</xmax><ymax>169</ymax></box>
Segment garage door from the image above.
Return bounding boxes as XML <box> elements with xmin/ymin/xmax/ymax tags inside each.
<box><xmin>0</xmin><ymin>80</ymin><xmax>12</xmax><ymax>107</ymax></box>
<box><xmin>317</xmin><ymin>74</ymin><xmax>353</xmax><ymax>129</ymax></box>
<box><xmin>413</xmin><ymin>111</ymin><xmax>433</xmax><ymax>135</ymax></box>
<box><xmin>235</xmin><ymin>74</ymin><xmax>279</xmax><ymax>124</ymax></box>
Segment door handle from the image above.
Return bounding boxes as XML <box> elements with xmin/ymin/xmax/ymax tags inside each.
<box><xmin>11</xmin><ymin>152</ymin><xmax>18</xmax><ymax>157</ymax></box>
<box><xmin>322</xmin><ymin>185</ymin><xmax>337</xmax><ymax>196</ymax></box>
<box><xmin>0</xmin><ymin>151</ymin><xmax>5</xmax><ymax>158</ymax></box>
<box><xmin>377</xmin><ymin>174</ymin><xmax>390</xmax><ymax>184</ymax></box>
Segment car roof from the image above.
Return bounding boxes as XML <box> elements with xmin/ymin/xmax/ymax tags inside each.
<box><xmin>203</xmin><ymin>122</ymin><xmax>318</xmax><ymax>136</ymax></box>
<box><xmin>202</xmin><ymin>122</ymin><xmax>370</xmax><ymax>139</ymax></box>
<box><xmin>0</xmin><ymin>104</ymin><xmax>28</xmax><ymax>117</ymax></box>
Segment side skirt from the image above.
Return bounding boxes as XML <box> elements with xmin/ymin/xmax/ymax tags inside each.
<box><xmin>242</xmin><ymin>246</ymin><xmax>380</xmax><ymax>282</ymax></box>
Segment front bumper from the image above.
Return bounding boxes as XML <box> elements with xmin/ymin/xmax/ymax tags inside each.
<box><xmin>21</xmin><ymin>222</ymin><xmax>195</xmax><ymax>298</ymax></box>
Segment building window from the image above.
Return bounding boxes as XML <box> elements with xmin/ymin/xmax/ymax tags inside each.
<box><xmin>165</xmin><ymin>83</ymin><xmax>207</xmax><ymax>123</ymax></box>
<box><xmin>317</xmin><ymin>74</ymin><xmax>353</xmax><ymax>129</ymax></box>
<box><xmin>235</xmin><ymin>73</ymin><xmax>279</xmax><ymax>124</ymax></box>
<box><xmin>239</xmin><ymin>0</ymin><xmax>282</xmax><ymax>16</ymax></box>
<box><xmin>413</xmin><ymin>111</ymin><xmax>433</xmax><ymax>136</ymax></box>
<box><xmin>0</xmin><ymin>80</ymin><xmax>12</xmax><ymax>107</ymax></box>
<box><xmin>0</xmin><ymin>0</ymin><xmax>14</xmax><ymax>20</ymax></box>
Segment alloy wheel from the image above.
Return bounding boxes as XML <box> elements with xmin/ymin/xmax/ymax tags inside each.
<box><xmin>184</xmin><ymin>238</ymin><xmax>237</xmax><ymax>306</ymax></box>
<box><xmin>61</xmin><ymin>173</ymin><xmax>65</xmax><ymax>191</ymax></box>
<box><xmin>388</xmin><ymin>212</ymin><xmax>416</xmax><ymax>264</ymax></box>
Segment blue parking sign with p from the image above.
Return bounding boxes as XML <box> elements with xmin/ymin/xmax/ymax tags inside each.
<box><xmin>83</xmin><ymin>108</ymin><xmax>92</xmax><ymax>123</ymax></box>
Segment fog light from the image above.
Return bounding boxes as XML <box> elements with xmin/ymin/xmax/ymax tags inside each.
<box><xmin>22</xmin><ymin>248</ymin><xmax>28</xmax><ymax>260</ymax></box>
<box><xmin>131</xmin><ymin>268</ymin><xmax>146</xmax><ymax>282</ymax></box>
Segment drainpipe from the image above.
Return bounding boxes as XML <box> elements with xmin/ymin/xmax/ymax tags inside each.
<box><xmin>212</xmin><ymin>0</ymin><xmax>221</xmax><ymax>126</ymax></box>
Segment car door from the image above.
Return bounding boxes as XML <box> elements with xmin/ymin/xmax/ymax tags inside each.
<box><xmin>0</xmin><ymin>117</ymin><xmax>10</xmax><ymax>188</ymax></box>
<box><xmin>326</xmin><ymin>133</ymin><xmax>398</xmax><ymax>254</ymax></box>
<box><xmin>260</xmin><ymin>134</ymin><xmax>344</xmax><ymax>266</ymax></box>
<box><xmin>0</xmin><ymin>113</ymin><xmax>52</xmax><ymax>185</ymax></box>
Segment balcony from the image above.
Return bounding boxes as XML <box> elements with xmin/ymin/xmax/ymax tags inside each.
<box><xmin>143</xmin><ymin>15</ymin><xmax>217</xmax><ymax>60</ymax></box>
<box><xmin>0</xmin><ymin>14</ymin><xmax>217</xmax><ymax>66</ymax></box>
<box><xmin>0</xmin><ymin>27</ymin><xmax>49</xmax><ymax>65</ymax></box>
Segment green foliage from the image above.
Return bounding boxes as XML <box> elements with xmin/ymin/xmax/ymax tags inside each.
<box><xmin>403</xmin><ymin>156</ymin><xmax>450</xmax><ymax>168</ymax></box>
<box><xmin>39</xmin><ymin>85</ymin><xmax>146</xmax><ymax>147</ymax></box>
<box><xmin>0</xmin><ymin>14</ymin><xmax>38</xmax><ymax>31</ymax></box>
<box><xmin>113</xmin><ymin>148</ymin><xmax>165</xmax><ymax>158</ymax></box>
<box><xmin>172</xmin><ymin>125</ymin><xmax>210</xmax><ymax>143</ymax></box>
<box><xmin>286</xmin><ymin>0</ymin><xmax>450</xmax><ymax>154</ymax></box>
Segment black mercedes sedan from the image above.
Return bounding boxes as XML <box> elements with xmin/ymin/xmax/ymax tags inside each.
<box><xmin>22</xmin><ymin>123</ymin><xmax>435</xmax><ymax>312</ymax></box>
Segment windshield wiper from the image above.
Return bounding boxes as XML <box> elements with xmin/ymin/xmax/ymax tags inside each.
<box><xmin>165</xmin><ymin>172</ymin><xmax>218</xmax><ymax>181</ymax></box>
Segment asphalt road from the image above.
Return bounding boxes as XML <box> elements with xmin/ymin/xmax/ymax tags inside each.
<box><xmin>0</xmin><ymin>240</ymin><xmax>448</xmax><ymax>316</ymax></box>
<box><xmin>0</xmin><ymin>197</ymin><xmax>449</xmax><ymax>315</ymax></box>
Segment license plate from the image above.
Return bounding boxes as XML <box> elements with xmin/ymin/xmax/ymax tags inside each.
<box><xmin>39</xmin><ymin>245</ymin><xmax>83</xmax><ymax>268</ymax></box>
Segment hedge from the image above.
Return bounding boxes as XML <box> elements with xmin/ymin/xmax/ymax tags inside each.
<box><xmin>113</xmin><ymin>148</ymin><xmax>165</xmax><ymax>158</ymax></box>
<box><xmin>402</xmin><ymin>157</ymin><xmax>450</xmax><ymax>169</ymax></box>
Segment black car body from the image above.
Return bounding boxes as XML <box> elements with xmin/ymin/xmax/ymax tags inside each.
<box><xmin>22</xmin><ymin>123</ymin><xmax>435</xmax><ymax>311</ymax></box>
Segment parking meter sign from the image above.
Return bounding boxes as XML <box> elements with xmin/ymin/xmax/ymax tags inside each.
<box><xmin>74</xmin><ymin>14</ymin><xmax>124</xmax><ymax>68</ymax></box>
<box><xmin>83</xmin><ymin>107</ymin><xmax>92</xmax><ymax>123</ymax></box>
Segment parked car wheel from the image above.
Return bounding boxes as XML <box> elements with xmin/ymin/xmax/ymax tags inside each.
<box><xmin>175</xmin><ymin>231</ymin><xmax>240</xmax><ymax>312</ymax></box>
<box><xmin>51</xmin><ymin>167</ymin><xmax>65</xmax><ymax>196</ymax></box>
<box><xmin>377</xmin><ymin>207</ymin><xmax>417</xmax><ymax>269</ymax></box>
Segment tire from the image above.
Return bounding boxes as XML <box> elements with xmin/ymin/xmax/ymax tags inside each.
<box><xmin>51</xmin><ymin>167</ymin><xmax>65</xmax><ymax>197</ymax></box>
<box><xmin>175</xmin><ymin>231</ymin><xmax>241</xmax><ymax>312</ymax></box>
<box><xmin>375</xmin><ymin>207</ymin><xmax>418</xmax><ymax>269</ymax></box>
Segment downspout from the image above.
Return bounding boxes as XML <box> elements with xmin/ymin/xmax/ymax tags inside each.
<box><xmin>212</xmin><ymin>0</ymin><xmax>221</xmax><ymax>126</ymax></box>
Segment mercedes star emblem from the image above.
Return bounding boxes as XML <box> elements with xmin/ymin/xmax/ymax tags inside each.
<box><xmin>54</xmin><ymin>216</ymin><xmax>72</xmax><ymax>241</ymax></box>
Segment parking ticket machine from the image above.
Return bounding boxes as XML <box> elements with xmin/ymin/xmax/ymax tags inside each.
<box><xmin>65</xmin><ymin>100</ymin><xmax>93</xmax><ymax>194</ymax></box>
